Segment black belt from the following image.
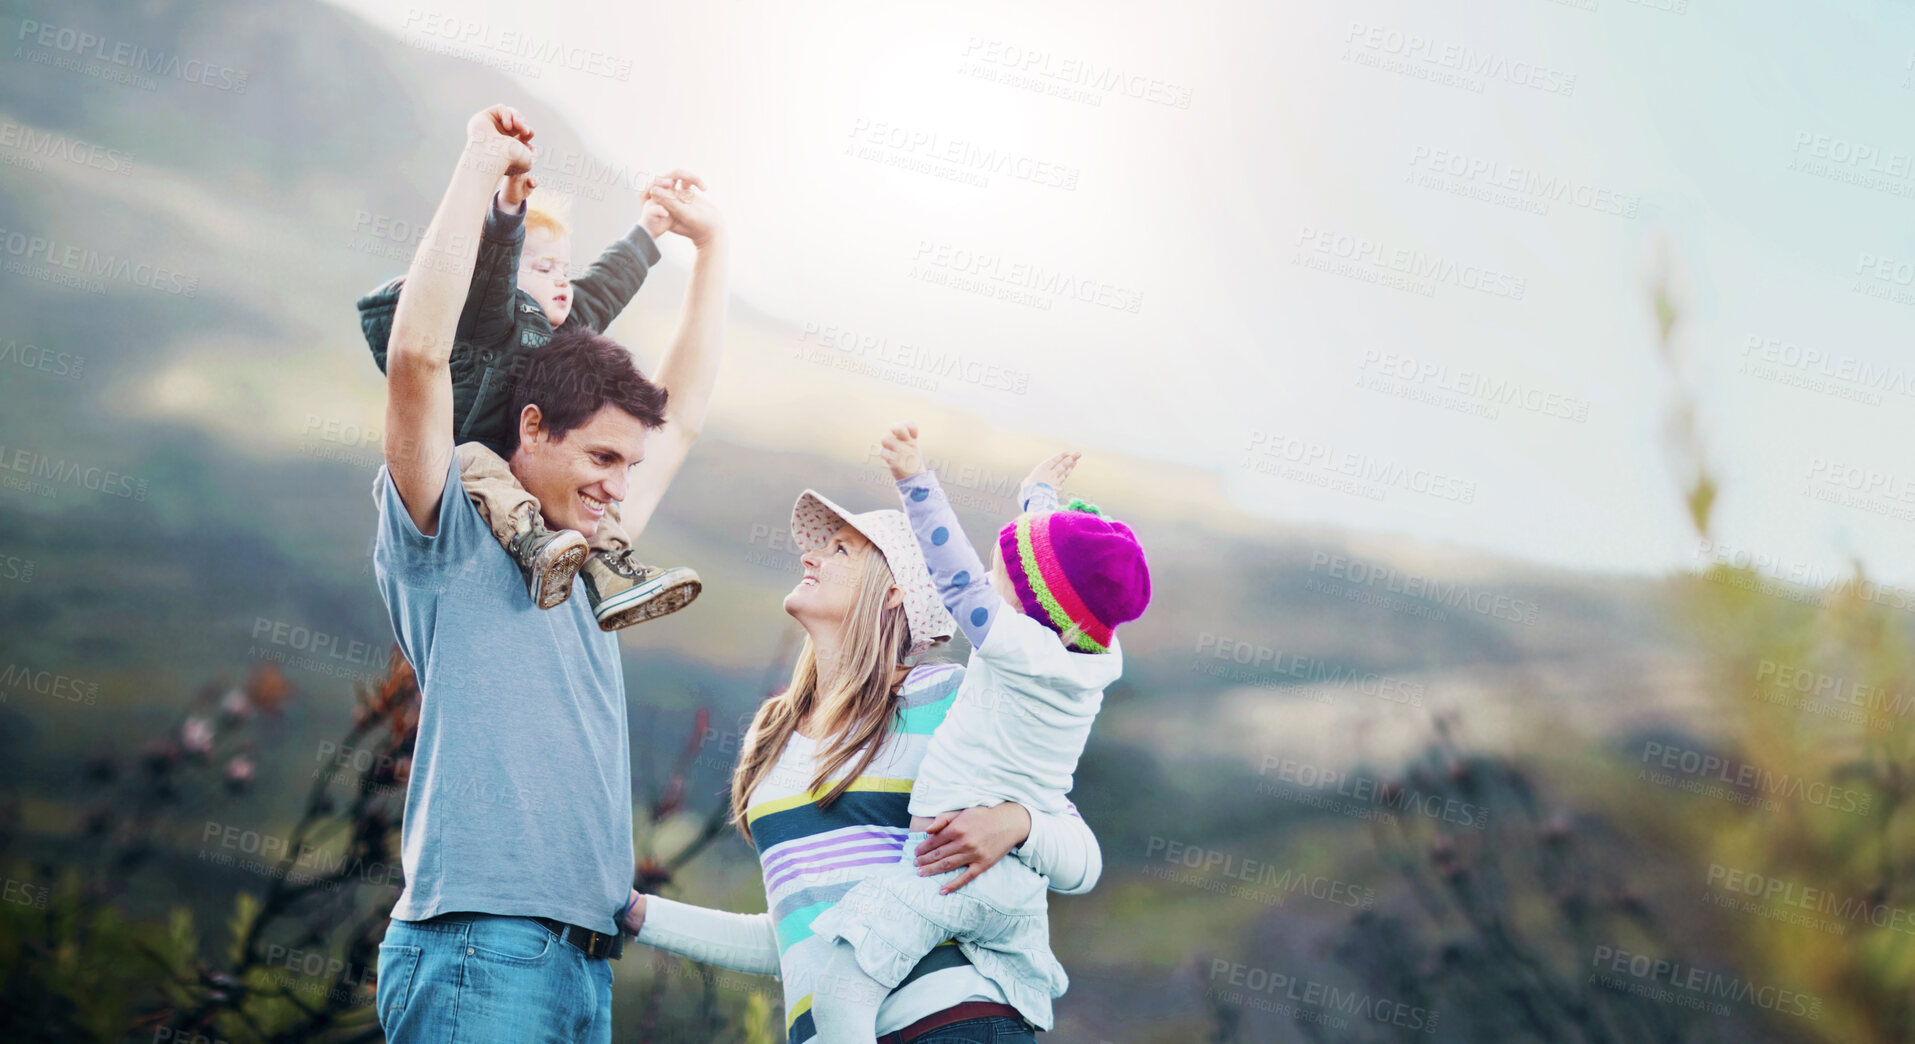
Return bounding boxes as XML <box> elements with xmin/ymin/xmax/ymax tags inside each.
<box><xmin>534</xmin><ymin>917</ymin><xmax>624</xmax><ymax>960</ymax></box>
<box><xmin>877</xmin><ymin>1001</ymin><xmax>1031</xmax><ymax>1042</ymax></box>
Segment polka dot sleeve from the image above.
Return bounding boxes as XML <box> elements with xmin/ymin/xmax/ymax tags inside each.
<box><xmin>895</xmin><ymin>470</ymin><xmax>1005</xmax><ymax>649</ymax></box>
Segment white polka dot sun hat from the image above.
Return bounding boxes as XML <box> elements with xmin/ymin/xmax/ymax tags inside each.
<box><xmin>790</xmin><ymin>489</ymin><xmax>956</xmax><ymax>656</ymax></box>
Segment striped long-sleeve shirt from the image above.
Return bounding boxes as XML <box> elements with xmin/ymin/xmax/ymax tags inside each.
<box><xmin>636</xmin><ymin>661</ymin><xmax>1102</xmax><ymax>1043</ymax></box>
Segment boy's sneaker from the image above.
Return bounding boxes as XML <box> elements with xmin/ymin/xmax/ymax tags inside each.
<box><xmin>507</xmin><ymin>513</ymin><xmax>589</xmax><ymax>609</ymax></box>
<box><xmin>580</xmin><ymin>550</ymin><xmax>701</xmax><ymax>631</ymax></box>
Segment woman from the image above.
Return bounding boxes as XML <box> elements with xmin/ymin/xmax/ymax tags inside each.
<box><xmin>620</xmin><ymin>488</ymin><xmax>1103</xmax><ymax>1043</ymax></box>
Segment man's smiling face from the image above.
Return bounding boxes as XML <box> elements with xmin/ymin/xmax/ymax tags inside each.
<box><xmin>508</xmin><ymin>402</ymin><xmax>649</xmax><ymax>539</ymax></box>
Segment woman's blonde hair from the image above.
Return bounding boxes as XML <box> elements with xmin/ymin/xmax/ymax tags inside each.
<box><xmin>729</xmin><ymin>540</ymin><xmax>917</xmax><ymax>846</ymax></box>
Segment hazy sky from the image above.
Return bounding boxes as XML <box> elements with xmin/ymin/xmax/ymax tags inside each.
<box><xmin>328</xmin><ymin>0</ymin><xmax>1915</xmax><ymax>586</ymax></box>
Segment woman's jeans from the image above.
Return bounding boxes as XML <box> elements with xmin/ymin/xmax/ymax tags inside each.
<box><xmin>377</xmin><ymin>912</ymin><xmax>614</xmax><ymax>1043</ymax></box>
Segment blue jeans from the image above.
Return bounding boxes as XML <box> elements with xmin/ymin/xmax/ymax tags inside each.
<box><xmin>376</xmin><ymin>913</ymin><xmax>614</xmax><ymax>1043</ymax></box>
<box><xmin>912</xmin><ymin>1014</ymin><xmax>1038</xmax><ymax>1043</ymax></box>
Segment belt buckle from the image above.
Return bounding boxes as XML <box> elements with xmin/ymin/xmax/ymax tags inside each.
<box><xmin>585</xmin><ymin>930</ymin><xmax>601</xmax><ymax>956</ymax></box>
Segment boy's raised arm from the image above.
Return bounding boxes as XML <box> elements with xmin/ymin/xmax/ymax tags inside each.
<box><xmin>614</xmin><ymin>171</ymin><xmax>728</xmax><ymax>544</ymax></box>
<box><xmin>384</xmin><ymin>105</ymin><xmax>535</xmax><ymax>536</ymax></box>
<box><xmin>563</xmin><ymin>210</ymin><xmax>665</xmax><ymax>334</ymax></box>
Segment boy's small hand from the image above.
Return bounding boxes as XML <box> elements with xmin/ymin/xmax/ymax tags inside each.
<box><xmin>880</xmin><ymin>423</ymin><xmax>923</xmax><ymax>480</ymax></box>
<box><xmin>642</xmin><ymin>169</ymin><xmax>725</xmax><ymax>247</ymax></box>
<box><xmin>639</xmin><ymin>195</ymin><xmax>671</xmax><ymax>241</ymax></box>
<box><xmin>466</xmin><ymin>104</ymin><xmax>537</xmax><ymax>177</ymax></box>
<box><xmin>1023</xmin><ymin>451</ymin><xmax>1081</xmax><ymax>494</ymax></box>
<box><xmin>501</xmin><ymin>170</ymin><xmax>538</xmax><ymax>209</ymax></box>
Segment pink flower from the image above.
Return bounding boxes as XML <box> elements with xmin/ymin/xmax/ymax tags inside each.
<box><xmin>219</xmin><ymin>687</ymin><xmax>251</xmax><ymax>723</ymax></box>
<box><xmin>181</xmin><ymin>717</ymin><xmax>215</xmax><ymax>757</ymax></box>
<box><xmin>223</xmin><ymin>756</ymin><xmax>255</xmax><ymax>793</ymax></box>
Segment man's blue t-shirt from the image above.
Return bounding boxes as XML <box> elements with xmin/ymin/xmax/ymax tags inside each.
<box><xmin>370</xmin><ymin>452</ymin><xmax>633</xmax><ymax>934</ymax></box>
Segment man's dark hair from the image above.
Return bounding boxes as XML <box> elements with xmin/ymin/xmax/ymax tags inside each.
<box><xmin>506</xmin><ymin>326</ymin><xmax>669</xmax><ymax>453</ymax></box>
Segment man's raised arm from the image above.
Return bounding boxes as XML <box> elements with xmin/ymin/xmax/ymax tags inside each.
<box><xmin>615</xmin><ymin>170</ymin><xmax>729</xmax><ymax>544</ymax></box>
<box><xmin>383</xmin><ymin>105</ymin><xmax>536</xmax><ymax>536</ymax></box>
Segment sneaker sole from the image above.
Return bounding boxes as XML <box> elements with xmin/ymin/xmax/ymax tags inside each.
<box><xmin>596</xmin><ymin>569</ymin><xmax>702</xmax><ymax>631</ymax></box>
<box><xmin>532</xmin><ymin>542</ymin><xmax>590</xmax><ymax>610</ymax></box>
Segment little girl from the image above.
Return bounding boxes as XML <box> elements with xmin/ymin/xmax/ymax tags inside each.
<box><xmin>806</xmin><ymin>423</ymin><xmax>1151</xmax><ymax>1042</ymax></box>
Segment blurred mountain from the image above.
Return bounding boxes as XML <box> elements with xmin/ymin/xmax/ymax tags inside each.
<box><xmin>0</xmin><ymin>0</ymin><xmax>1696</xmax><ymax>810</ymax></box>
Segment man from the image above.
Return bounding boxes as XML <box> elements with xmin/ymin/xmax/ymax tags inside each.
<box><xmin>369</xmin><ymin>104</ymin><xmax>727</xmax><ymax>1043</ymax></box>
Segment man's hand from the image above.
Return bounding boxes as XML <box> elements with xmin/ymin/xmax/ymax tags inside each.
<box><xmin>465</xmin><ymin>104</ymin><xmax>537</xmax><ymax>179</ymax></box>
<box><xmin>642</xmin><ymin>170</ymin><xmax>724</xmax><ymax>247</ymax></box>
<box><xmin>1022</xmin><ymin>451</ymin><xmax>1080</xmax><ymax>495</ymax></box>
<box><xmin>914</xmin><ymin>802</ymin><xmax>1033</xmax><ymax>895</ymax></box>
<box><xmin>880</xmin><ymin>422</ymin><xmax>924</xmax><ymax>480</ymax></box>
<box><xmin>620</xmin><ymin>889</ymin><xmax>646</xmax><ymax>936</ymax></box>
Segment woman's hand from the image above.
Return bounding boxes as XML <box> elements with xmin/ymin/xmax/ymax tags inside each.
<box><xmin>619</xmin><ymin>889</ymin><xmax>646</xmax><ymax>937</ymax></box>
<box><xmin>642</xmin><ymin>169</ymin><xmax>725</xmax><ymax>248</ymax></box>
<box><xmin>915</xmin><ymin>802</ymin><xmax>1032</xmax><ymax>895</ymax></box>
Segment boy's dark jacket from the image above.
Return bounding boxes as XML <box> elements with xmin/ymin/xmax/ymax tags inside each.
<box><xmin>355</xmin><ymin>201</ymin><xmax>661</xmax><ymax>457</ymax></box>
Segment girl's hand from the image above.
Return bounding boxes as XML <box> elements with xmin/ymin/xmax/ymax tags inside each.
<box><xmin>1022</xmin><ymin>451</ymin><xmax>1081</xmax><ymax>496</ymax></box>
<box><xmin>915</xmin><ymin>802</ymin><xmax>1032</xmax><ymax>894</ymax></box>
<box><xmin>619</xmin><ymin>889</ymin><xmax>646</xmax><ymax>937</ymax></box>
<box><xmin>880</xmin><ymin>422</ymin><xmax>924</xmax><ymax>480</ymax></box>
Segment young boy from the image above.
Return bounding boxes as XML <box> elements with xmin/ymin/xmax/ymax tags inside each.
<box><xmin>355</xmin><ymin>135</ymin><xmax>700</xmax><ymax>630</ymax></box>
<box><xmin>806</xmin><ymin>424</ymin><xmax>1151</xmax><ymax>1042</ymax></box>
